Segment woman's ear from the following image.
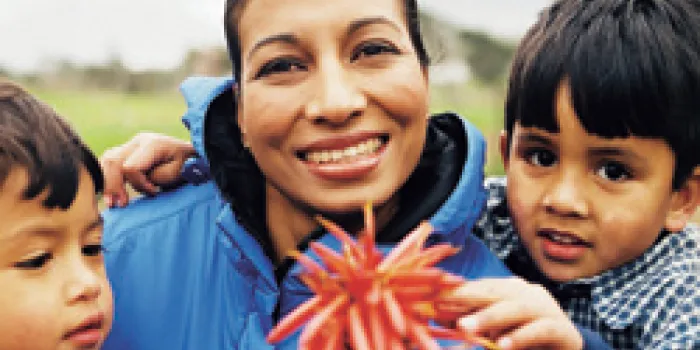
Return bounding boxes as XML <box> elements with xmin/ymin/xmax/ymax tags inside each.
<box><xmin>664</xmin><ymin>166</ymin><xmax>700</xmax><ymax>232</ymax></box>
<box><xmin>499</xmin><ymin>130</ymin><xmax>510</xmax><ymax>170</ymax></box>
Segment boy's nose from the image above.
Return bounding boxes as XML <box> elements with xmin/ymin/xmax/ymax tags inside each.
<box><xmin>305</xmin><ymin>62</ymin><xmax>366</xmax><ymax>125</ymax></box>
<box><xmin>64</xmin><ymin>261</ymin><xmax>103</xmax><ymax>305</ymax></box>
<box><xmin>542</xmin><ymin>171</ymin><xmax>589</xmax><ymax>218</ymax></box>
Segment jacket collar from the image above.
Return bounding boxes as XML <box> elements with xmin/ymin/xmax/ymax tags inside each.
<box><xmin>179</xmin><ymin>77</ymin><xmax>488</xmax><ymax>286</ymax></box>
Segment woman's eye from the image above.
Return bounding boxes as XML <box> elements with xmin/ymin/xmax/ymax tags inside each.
<box><xmin>255</xmin><ymin>58</ymin><xmax>307</xmax><ymax>78</ymax></box>
<box><xmin>351</xmin><ymin>42</ymin><xmax>399</xmax><ymax>61</ymax></box>
<box><xmin>15</xmin><ymin>253</ymin><xmax>52</xmax><ymax>269</ymax></box>
<box><xmin>597</xmin><ymin>161</ymin><xmax>632</xmax><ymax>181</ymax></box>
<box><xmin>82</xmin><ymin>244</ymin><xmax>104</xmax><ymax>257</ymax></box>
<box><xmin>525</xmin><ymin>149</ymin><xmax>557</xmax><ymax>167</ymax></box>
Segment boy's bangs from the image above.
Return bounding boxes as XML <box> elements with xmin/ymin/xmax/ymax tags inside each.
<box><xmin>21</xmin><ymin>145</ymin><xmax>103</xmax><ymax>210</ymax></box>
<box><xmin>0</xmin><ymin>84</ymin><xmax>104</xmax><ymax>210</ymax></box>
<box><xmin>514</xmin><ymin>1</ymin><xmax>699</xmax><ymax>143</ymax></box>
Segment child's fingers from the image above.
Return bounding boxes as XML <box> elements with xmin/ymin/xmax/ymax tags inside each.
<box><xmin>100</xmin><ymin>142</ymin><xmax>136</xmax><ymax>207</ymax></box>
<box><xmin>442</xmin><ymin>277</ymin><xmax>533</xmax><ymax>308</ymax></box>
<box><xmin>492</xmin><ymin>319</ymin><xmax>583</xmax><ymax>350</ymax></box>
<box><xmin>122</xmin><ymin>143</ymin><xmax>163</xmax><ymax>196</ymax></box>
<box><xmin>457</xmin><ymin>299</ymin><xmax>544</xmax><ymax>336</ymax></box>
<box><xmin>122</xmin><ymin>134</ymin><xmax>194</xmax><ymax>192</ymax></box>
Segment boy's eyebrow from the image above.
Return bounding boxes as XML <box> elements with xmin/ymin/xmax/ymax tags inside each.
<box><xmin>0</xmin><ymin>216</ymin><xmax>104</xmax><ymax>243</ymax></box>
<box><xmin>588</xmin><ymin>147</ymin><xmax>645</xmax><ymax>162</ymax></box>
<box><xmin>84</xmin><ymin>215</ymin><xmax>104</xmax><ymax>233</ymax></box>
<box><xmin>517</xmin><ymin>133</ymin><xmax>556</xmax><ymax>146</ymax></box>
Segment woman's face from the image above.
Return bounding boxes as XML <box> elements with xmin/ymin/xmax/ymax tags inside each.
<box><xmin>236</xmin><ymin>0</ymin><xmax>429</xmax><ymax>214</ymax></box>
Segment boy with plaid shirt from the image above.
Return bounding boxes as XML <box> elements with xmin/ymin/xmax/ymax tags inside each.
<box><xmin>473</xmin><ymin>0</ymin><xmax>700</xmax><ymax>348</ymax></box>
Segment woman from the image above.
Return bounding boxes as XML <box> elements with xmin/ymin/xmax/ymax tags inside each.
<box><xmin>100</xmin><ymin>0</ymin><xmax>512</xmax><ymax>348</ymax></box>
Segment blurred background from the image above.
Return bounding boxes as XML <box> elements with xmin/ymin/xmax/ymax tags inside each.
<box><xmin>4</xmin><ymin>0</ymin><xmax>696</xmax><ymax>225</ymax></box>
<box><xmin>0</xmin><ymin>0</ymin><xmax>552</xmax><ymax>175</ymax></box>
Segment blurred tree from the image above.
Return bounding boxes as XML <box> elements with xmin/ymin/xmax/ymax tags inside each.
<box><xmin>459</xmin><ymin>31</ymin><xmax>516</xmax><ymax>86</ymax></box>
<box><xmin>0</xmin><ymin>66</ymin><xmax>10</xmax><ymax>79</ymax></box>
<box><xmin>179</xmin><ymin>48</ymin><xmax>232</xmax><ymax>77</ymax></box>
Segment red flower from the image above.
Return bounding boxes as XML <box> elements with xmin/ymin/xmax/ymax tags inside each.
<box><xmin>267</xmin><ymin>203</ymin><xmax>500</xmax><ymax>350</ymax></box>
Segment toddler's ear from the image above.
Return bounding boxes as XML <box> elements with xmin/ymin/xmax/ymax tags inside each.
<box><xmin>665</xmin><ymin>166</ymin><xmax>700</xmax><ymax>232</ymax></box>
<box><xmin>499</xmin><ymin>130</ymin><xmax>509</xmax><ymax>170</ymax></box>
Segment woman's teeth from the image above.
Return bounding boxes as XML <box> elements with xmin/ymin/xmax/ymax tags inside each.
<box><xmin>305</xmin><ymin>138</ymin><xmax>383</xmax><ymax>164</ymax></box>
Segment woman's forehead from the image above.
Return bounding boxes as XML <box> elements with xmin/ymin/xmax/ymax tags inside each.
<box><xmin>237</xmin><ymin>0</ymin><xmax>407</xmax><ymax>44</ymax></box>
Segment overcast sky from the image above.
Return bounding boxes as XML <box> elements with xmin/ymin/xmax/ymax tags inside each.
<box><xmin>0</xmin><ymin>0</ymin><xmax>552</xmax><ymax>73</ymax></box>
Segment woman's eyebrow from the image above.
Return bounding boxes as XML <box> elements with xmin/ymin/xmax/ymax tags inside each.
<box><xmin>248</xmin><ymin>33</ymin><xmax>299</xmax><ymax>61</ymax></box>
<box><xmin>247</xmin><ymin>16</ymin><xmax>401</xmax><ymax>61</ymax></box>
<box><xmin>345</xmin><ymin>16</ymin><xmax>401</xmax><ymax>37</ymax></box>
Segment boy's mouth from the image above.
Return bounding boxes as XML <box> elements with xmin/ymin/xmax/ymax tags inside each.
<box><xmin>537</xmin><ymin>229</ymin><xmax>592</xmax><ymax>262</ymax></box>
<box><xmin>63</xmin><ymin>313</ymin><xmax>105</xmax><ymax>348</ymax></box>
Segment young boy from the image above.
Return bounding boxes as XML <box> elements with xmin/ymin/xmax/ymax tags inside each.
<box><xmin>472</xmin><ymin>0</ymin><xmax>700</xmax><ymax>348</ymax></box>
<box><xmin>0</xmin><ymin>80</ymin><xmax>113</xmax><ymax>350</ymax></box>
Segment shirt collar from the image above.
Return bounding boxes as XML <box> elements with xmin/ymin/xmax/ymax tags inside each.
<box><xmin>590</xmin><ymin>226</ymin><xmax>699</xmax><ymax>329</ymax></box>
<box><xmin>480</xmin><ymin>178</ymin><xmax>700</xmax><ymax>329</ymax></box>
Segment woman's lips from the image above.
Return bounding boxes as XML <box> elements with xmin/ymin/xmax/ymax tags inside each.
<box><xmin>297</xmin><ymin>134</ymin><xmax>389</xmax><ymax>181</ymax></box>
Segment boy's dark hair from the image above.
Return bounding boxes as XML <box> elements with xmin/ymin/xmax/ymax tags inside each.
<box><xmin>505</xmin><ymin>0</ymin><xmax>700</xmax><ymax>189</ymax></box>
<box><xmin>0</xmin><ymin>80</ymin><xmax>104</xmax><ymax>209</ymax></box>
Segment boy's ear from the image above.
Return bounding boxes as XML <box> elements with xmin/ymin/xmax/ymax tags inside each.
<box><xmin>499</xmin><ymin>130</ymin><xmax>510</xmax><ymax>170</ymax></box>
<box><xmin>665</xmin><ymin>166</ymin><xmax>700</xmax><ymax>232</ymax></box>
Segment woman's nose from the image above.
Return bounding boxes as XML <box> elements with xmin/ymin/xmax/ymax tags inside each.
<box><xmin>305</xmin><ymin>61</ymin><xmax>366</xmax><ymax>125</ymax></box>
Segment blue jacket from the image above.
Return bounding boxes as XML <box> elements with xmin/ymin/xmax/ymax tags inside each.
<box><xmin>102</xmin><ymin>77</ymin><xmax>512</xmax><ymax>349</ymax></box>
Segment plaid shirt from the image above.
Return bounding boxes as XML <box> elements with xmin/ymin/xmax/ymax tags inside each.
<box><xmin>474</xmin><ymin>176</ymin><xmax>700</xmax><ymax>350</ymax></box>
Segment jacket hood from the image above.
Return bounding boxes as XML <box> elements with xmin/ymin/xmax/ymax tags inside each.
<box><xmin>180</xmin><ymin>76</ymin><xmax>487</xmax><ymax>260</ymax></box>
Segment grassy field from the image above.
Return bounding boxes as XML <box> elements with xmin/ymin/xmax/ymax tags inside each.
<box><xmin>30</xmin><ymin>85</ymin><xmax>699</xmax><ymax>223</ymax></box>
<box><xmin>30</xmin><ymin>87</ymin><xmax>191</xmax><ymax>157</ymax></box>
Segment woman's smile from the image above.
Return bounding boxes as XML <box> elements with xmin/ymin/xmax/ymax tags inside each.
<box><xmin>295</xmin><ymin>133</ymin><xmax>390</xmax><ymax>181</ymax></box>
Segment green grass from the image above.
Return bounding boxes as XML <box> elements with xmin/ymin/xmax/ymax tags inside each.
<box><xmin>29</xmin><ymin>84</ymin><xmax>507</xmax><ymax>173</ymax></box>
<box><xmin>29</xmin><ymin>88</ymin><xmax>190</xmax><ymax>157</ymax></box>
<box><xmin>27</xmin><ymin>86</ymin><xmax>699</xmax><ymax>223</ymax></box>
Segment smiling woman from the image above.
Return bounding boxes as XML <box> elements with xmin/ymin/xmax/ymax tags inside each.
<box><xmin>100</xmin><ymin>0</ymin><xmax>511</xmax><ymax>349</ymax></box>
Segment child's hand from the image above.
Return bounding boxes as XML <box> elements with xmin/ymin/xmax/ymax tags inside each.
<box><xmin>440</xmin><ymin>277</ymin><xmax>583</xmax><ymax>350</ymax></box>
<box><xmin>100</xmin><ymin>132</ymin><xmax>195</xmax><ymax>207</ymax></box>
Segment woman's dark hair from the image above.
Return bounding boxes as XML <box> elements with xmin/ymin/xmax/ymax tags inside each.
<box><xmin>0</xmin><ymin>80</ymin><xmax>104</xmax><ymax>209</ymax></box>
<box><xmin>505</xmin><ymin>0</ymin><xmax>700</xmax><ymax>189</ymax></box>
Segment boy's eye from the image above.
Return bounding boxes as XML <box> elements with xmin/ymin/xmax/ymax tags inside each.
<box><xmin>597</xmin><ymin>161</ymin><xmax>632</xmax><ymax>181</ymax></box>
<box><xmin>82</xmin><ymin>244</ymin><xmax>104</xmax><ymax>257</ymax></box>
<box><xmin>351</xmin><ymin>41</ymin><xmax>400</xmax><ymax>61</ymax></box>
<box><xmin>525</xmin><ymin>149</ymin><xmax>557</xmax><ymax>167</ymax></box>
<box><xmin>255</xmin><ymin>57</ymin><xmax>307</xmax><ymax>79</ymax></box>
<box><xmin>15</xmin><ymin>253</ymin><xmax>52</xmax><ymax>269</ymax></box>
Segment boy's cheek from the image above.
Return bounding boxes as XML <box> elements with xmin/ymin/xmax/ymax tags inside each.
<box><xmin>0</xmin><ymin>297</ymin><xmax>58</xmax><ymax>350</ymax></box>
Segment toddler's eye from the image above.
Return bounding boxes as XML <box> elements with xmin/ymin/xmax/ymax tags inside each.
<box><xmin>351</xmin><ymin>42</ymin><xmax>399</xmax><ymax>61</ymax></box>
<box><xmin>82</xmin><ymin>244</ymin><xmax>104</xmax><ymax>257</ymax></box>
<box><xmin>15</xmin><ymin>253</ymin><xmax>52</xmax><ymax>269</ymax></box>
<box><xmin>597</xmin><ymin>162</ymin><xmax>632</xmax><ymax>181</ymax></box>
<box><xmin>525</xmin><ymin>149</ymin><xmax>557</xmax><ymax>167</ymax></box>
